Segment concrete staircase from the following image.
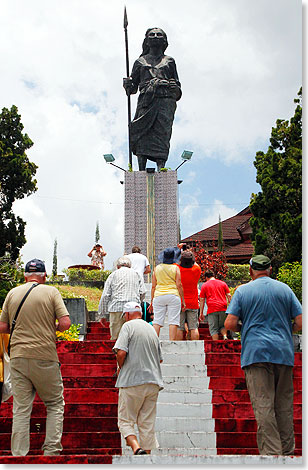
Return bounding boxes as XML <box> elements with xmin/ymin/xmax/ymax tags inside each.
<box><xmin>0</xmin><ymin>314</ymin><xmax>302</xmax><ymax>464</ymax></box>
<box><xmin>121</xmin><ymin>333</ymin><xmax>216</xmax><ymax>456</ymax></box>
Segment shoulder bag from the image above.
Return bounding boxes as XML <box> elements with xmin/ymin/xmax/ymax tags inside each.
<box><xmin>1</xmin><ymin>283</ymin><xmax>39</xmax><ymax>403</ymax></box>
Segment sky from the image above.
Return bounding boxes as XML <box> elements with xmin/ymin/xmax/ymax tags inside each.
<box><xmin>0</xmin><ymin>0</ymin><xmax>302</xmax><ymax>274</ymax></box>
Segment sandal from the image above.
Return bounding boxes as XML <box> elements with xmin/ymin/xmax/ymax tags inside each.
<box><xmin>134</xmin><ymin>448</ymin><xmax>147</xmax><ymax>455</ymax></box>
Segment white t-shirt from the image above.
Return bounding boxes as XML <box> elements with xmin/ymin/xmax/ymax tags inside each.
<box><xmin>127</xmin><ymin>253</ymin><xmax>150</xmax><ymax>277</ymax></box>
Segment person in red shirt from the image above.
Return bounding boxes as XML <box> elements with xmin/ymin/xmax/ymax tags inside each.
<box><xmin>199</xmin><ymin>271</ymin><xmax>231</xmax><ymax>340</ymax></box>
<box><xmin>176</xmin><ymin>251</ymin><xmax>201</xmax><ymax>340</ymax></box>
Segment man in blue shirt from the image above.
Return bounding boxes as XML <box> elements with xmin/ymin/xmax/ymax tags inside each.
<box><xmin>225</xmin><ymin>255</ymin><xmax>302</xmax><ymax>456</ymax></box>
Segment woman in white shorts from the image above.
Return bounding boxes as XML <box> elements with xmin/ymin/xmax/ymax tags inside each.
<box><xmin>150</xmin><ymin>247</ymin><xmax>186</xmax><ymax>340</ymax></box>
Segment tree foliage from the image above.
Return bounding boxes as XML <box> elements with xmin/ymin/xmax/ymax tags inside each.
<box><xmin>95</xmin><ymin>221</ymin><xmax>100</xmax><ymax>244</ymax></box>
<box><xmin>0</xmin><ymin>105</ymin><xmax>38</xmax><ymax>261</ymax></box>
<box><xmin>277</xmin><ymin>261</ymin><xmax>302</xmax><ymax>303</ymax></box>
<box><xmin>217</xmin><ymin>215</ymin><xmax>224</xmax><ymax>251</ymax></box>
<box><xmin>52</xmin><ymin>238</ymin><xmax>58</xmax><ymax>277</ymax></box>
<box><xmin>0</xmin><ymin>255</ymin><xmax>24</xmax><ymax>306</ymax></box>
<box><xmin>250</xmin><ymin>88</ymin><xmax>302</xmax><ymax>272</ymax></box>
<box><xmin>191</xmin><ymin>241</ymin><xmax>228</xmax><ymax>282</ymax></box>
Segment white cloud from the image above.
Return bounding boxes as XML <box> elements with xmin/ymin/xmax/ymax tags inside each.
<box><xmin>200</xmin><ymin>201</ymin><xmax>238</xmax><ymax>230</ymax></box>
<box><xmin>0</xmin><ymin>0</ymin><xmax>301</xmax><ymax>274</ymax></box>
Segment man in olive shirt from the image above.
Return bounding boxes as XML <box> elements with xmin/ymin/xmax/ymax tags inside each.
<box><xmin>0</xmin><ymin>258</ymin><xmax>70</xmax><ymax>456</ymax></box>
<box><xmin>113</xmin><ymin>302</ymin><xmax>163</xmax><ymax>455</ymax></box>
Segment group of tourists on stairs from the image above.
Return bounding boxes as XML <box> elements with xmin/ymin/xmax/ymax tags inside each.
<box><xmin>0</xmin><ymin>250</ymin><xmax>302</xmax><ymax>459</ymax></box>
<box><xmin>98</xmin><ymin>244</ymin><xmax>234</xmax><ymax>343</ymax></box>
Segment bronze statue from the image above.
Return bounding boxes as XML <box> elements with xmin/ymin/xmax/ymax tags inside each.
<box><xmin>123</xmin><ymin>28</ymin><xmax>182</xmax><ymax>171</ymax></box>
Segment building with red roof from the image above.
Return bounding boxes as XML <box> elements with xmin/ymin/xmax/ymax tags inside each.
<box><xmin>181</xmin><ymin>207</ymin><xmax>254</xmax><ymax>264</ymax></box>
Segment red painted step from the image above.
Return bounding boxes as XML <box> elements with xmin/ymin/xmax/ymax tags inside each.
<box><xmin>204</xmin><ymin>341</ymin><xmax>242</xmax><ymax>353</ymax></box>
<box><xmin>0</xmin><ymin>455</ymin><xmax>113</xmax><ymax>464</ymax></box>
<box><xmin>207</xmin><ymin>364</ymin><xmax>302</xmax><ymax>378</ymax></box>
<box><xmin>0</xmin><ymin>432</ymin><xmax>121</xmax><ymax>450</ymax></box>
<box><xmin>209</xmin><ymin>376</ymin><xmax>302</xmax><ymax>391</ymax></box>
<box><xmin>213</xmin><ymin>403</ymin><xmax>302</xmax><ymax>419</ymax></box>
<box><xmin>63</xmin><ymin>377</ymin><xmax>116</xmax><ymax>388</ymax></box>
<box><xmin>0</xmin><ymin>448</ymin><xmax>121</xmax><ymax>456</ymax></box>
<box><xmin>57</xmin><ymin>341</ymin><xmax>115</xmax><ymax>353</ymax></box>
<box><xmin>205</xmin><ymin>351</ymin><xmax>302</xmax><ymax>366</ymax></box>
<box><xmin>2</xmin><ymin>388</ymin><xmax>118</xmax><ymax>405</ymax></box>
<box><xmin>0</xmin><ymin>417</ymin><xmax>119</xmax><ymax>433</ymax></box>
<box><xmin>60</xmin><ymin>364</ymin><xmax>117</xmax><ymax>377</ymax></box>
<box><xmin>214</xmin><ymin>418</ymin><xmax>302</xmax><ymax>433</ymax></box>
<box><xmin>58</xmin><ymin>353</ymin><xmax>116</xmax><ymax>363</ymax></box>
<box><xmin>216</xmin><ymin>432</ymin><xmax>302</xmax><ymax>449</ymax></box>
<box><xmin>86</xmin><ymin>333</ymin><xmax>111</xmax><ymax>340</ymax></box>
<box><xmin>212</xmin><ymin>390</ymin><xmax>302</xmax><ymax>404</ymax></box>
<box><xmin>0</xmin><ymin>403</ymin><xmax>118</xmax><ymax>418</ymax></box>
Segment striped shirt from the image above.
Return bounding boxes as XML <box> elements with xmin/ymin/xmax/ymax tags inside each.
<box><xmin>98</xmin><ymin>267</ymin><xmax>146</xmax><ymax>318</ymax></box>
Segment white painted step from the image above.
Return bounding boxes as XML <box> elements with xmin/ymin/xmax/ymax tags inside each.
<box><xmin>160</xmin><ymin>340</ymin><xmax>205</xmax><ymax>353</ymax></box>
<box><xmin>121</xmin><ymin>446</ymin><xmax>217</xmax><ymax>457</ymax></box>
<box><xmin>156</xmin><ymin>431</ymin><xmax>216</xmax><ymax>448</ymax></box>
<box><xmin>162</xmin><ymin>352</ymin><xmax>205</xmax><ymax>364</ymax></box>
<box><xmin>113</xmin><ymin>455</ymin><xmax>302</xmax><ymax>464</ymax></box>
<box><xmin>159</xmin><ymin>388</ymin><xmax>212</xmax><ymax>404</ymax></box>
<box><xmin>157</xmin><ymin>403</ymin><xmax>212</xmax><ymax>418</ymax></box>
<box><xmin>162</xmin><ymin>375</ymin><xmax>209</xmax><ymax>390</ymax></box>
<box><xmin>161</xmin><ymin>363</ymin><xmax>207</xmax><ymax>377</ymax></box>
<box><xmin>155</xmin><ymin>417</ymin><xmax>215</xmax><ymax>432</ymax></box>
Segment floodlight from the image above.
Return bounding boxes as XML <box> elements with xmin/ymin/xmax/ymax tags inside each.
<box><xmin>175</xmin><ymin>150</ymin><xmax>193</xmax><ymax>171</ymax></box>
<box><xmin>103</xmin><ymin>154</ymin><xmax>115</xmax><ymax>163</ymax></box>
<box><xmin>181</xmin><ymin>150</ymin><xmax>193</xmax><ymax>161</ymax></box>
<box><xmin>102</xmin><ymin>154</ymin><xmax>126</xmax><ymax>172</ymax></box>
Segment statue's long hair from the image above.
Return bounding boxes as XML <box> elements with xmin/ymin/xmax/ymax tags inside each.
<box><xmin>140</xmin><ymin>28</ymin><xmax>168</xmax><ymax>56</ymax></box>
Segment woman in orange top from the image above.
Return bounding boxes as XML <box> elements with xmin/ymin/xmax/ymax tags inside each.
<box><xmin>176</xmin><ymin>251</ymin><xmax>201</xmax><ymax>340</ymax></box>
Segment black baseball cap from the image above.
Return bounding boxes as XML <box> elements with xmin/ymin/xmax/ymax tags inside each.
<box><xmin>249</xmin><ymin>255</ymin><xmax>271</xmax><ymax>271</ymax></box>
<box><xmin>25</xmin><ymin>259</ymin><xmax>46</xmax><ymax>273</ymax></box>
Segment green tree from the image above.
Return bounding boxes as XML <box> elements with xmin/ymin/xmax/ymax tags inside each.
<box><xmin>217</xmin><ymin>215</ymin><xmax>224</xmax><ymax>252</ymax></box>
<box><xmin>52</xmin><ymin>238</ymin><xmax>58</xmax><ymax>277</ymax></box>
<box><xmin>95</xmin><ymin>221</ymin><xmax>100</xmax><ymax>244</ymax></box>
<box><xmin>250</xmin><ymin>88</ymin><xmax>302</xmax><ymax>273</ymax></box>
<box><xmin>0</xmin><ymin>105</ymin><xmax>38</xmax><ymax>261</ymax></box>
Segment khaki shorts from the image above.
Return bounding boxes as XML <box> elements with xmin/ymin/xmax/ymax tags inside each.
<box><xmin>179</xmin><ymin>309</ymin><xmax>199</xmax><ymax>331</ymax></box>
<box><xmin>207</xmin><ymin>311</ymin><xmax>227</xmax><ymax>336</ymax></box>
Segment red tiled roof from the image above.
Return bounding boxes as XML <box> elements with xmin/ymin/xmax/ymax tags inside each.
<box><xmin>224</xmin><ymin>243</ymin><xmax>254</xmax><ymax>256</ymax></box>
<box><xmin>182</xmin><ymin>207</ymin><xmax>252</xmax><ymax>243</ymax></box>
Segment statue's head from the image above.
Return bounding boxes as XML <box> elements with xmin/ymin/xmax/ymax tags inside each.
<box><xmin>141</xmin><ymin>28</ymin><xmax>168</xmax><ymax>55</ymax></box>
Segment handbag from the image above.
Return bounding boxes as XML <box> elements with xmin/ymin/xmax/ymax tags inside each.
<box><xmin>1</xmin><ymin>337</ymin><xmax>12</xmax><ymax>402</ymax></box>
<box><xmin>1</xmin><ymin>283</ymin><xmax>39</xmax><ymax>402</ymax></box>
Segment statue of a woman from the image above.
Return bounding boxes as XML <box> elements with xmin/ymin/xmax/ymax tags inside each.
<box><xmin>123</xmin><ymin>28</ymin><xmax>182</xmax><ymax>171</ymax></box>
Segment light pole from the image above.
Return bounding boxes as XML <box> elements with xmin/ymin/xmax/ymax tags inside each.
<box><xmin>103</xmin><ymin>154</ymin><xmax>127</xmax><ymax>172</ymax></box>
<box><xmin>175</xmin><ymin>150</ymin><xmax>193</xmax><ymax>171</ymax></box>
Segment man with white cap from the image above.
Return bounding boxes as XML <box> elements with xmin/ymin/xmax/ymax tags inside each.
<box><xmin>113</xmin><ymin>301</ymin><xmax>163</xmax><ymax>455</ymax></box>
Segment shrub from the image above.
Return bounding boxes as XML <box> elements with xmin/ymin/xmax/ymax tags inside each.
<box><xmin>226</xmin><ymin>264</ymin><xmax>250</xmax><ymax>281</ymax></box>
<box><xmin>191</xmin><ymin>242</ymin><xmax>228</xmax><ymax>281</ymax></box>
<box><xmin>56</xmin><ymin>323</ymin><xmax>81</xmax><ymax>341</ymax></box>
<box><xmin>277</xmin><ymin>261</ymin><xmax>302</xmax><ymax>303</ymax></box>
<box><xmin>63</xmin><ymin>268</ymin><xmax>111</xmax><ymax>283</ymax></box>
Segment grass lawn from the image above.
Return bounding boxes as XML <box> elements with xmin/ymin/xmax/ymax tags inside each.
<box><xmin>53</xmin><ymin>284</ymin><xmax>102</xmax><ymax>311</ymax></box>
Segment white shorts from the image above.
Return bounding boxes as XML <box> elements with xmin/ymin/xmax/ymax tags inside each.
<box><xmin>153</xmin><ymin>294</ymin><xmax>181</xmax><ymax>327</ymax></box>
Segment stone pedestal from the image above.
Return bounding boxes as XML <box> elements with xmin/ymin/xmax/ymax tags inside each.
<box><xmin>124</xmin><ymin>171</ymin><xmax>179</xmax><ymax>270</ymax></box>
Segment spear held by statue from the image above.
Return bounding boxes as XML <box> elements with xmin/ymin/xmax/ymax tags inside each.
<box><xmin>123</xmin><ymin>6</ymin><xmax>133</xmax><ymax>170</ymax></box>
